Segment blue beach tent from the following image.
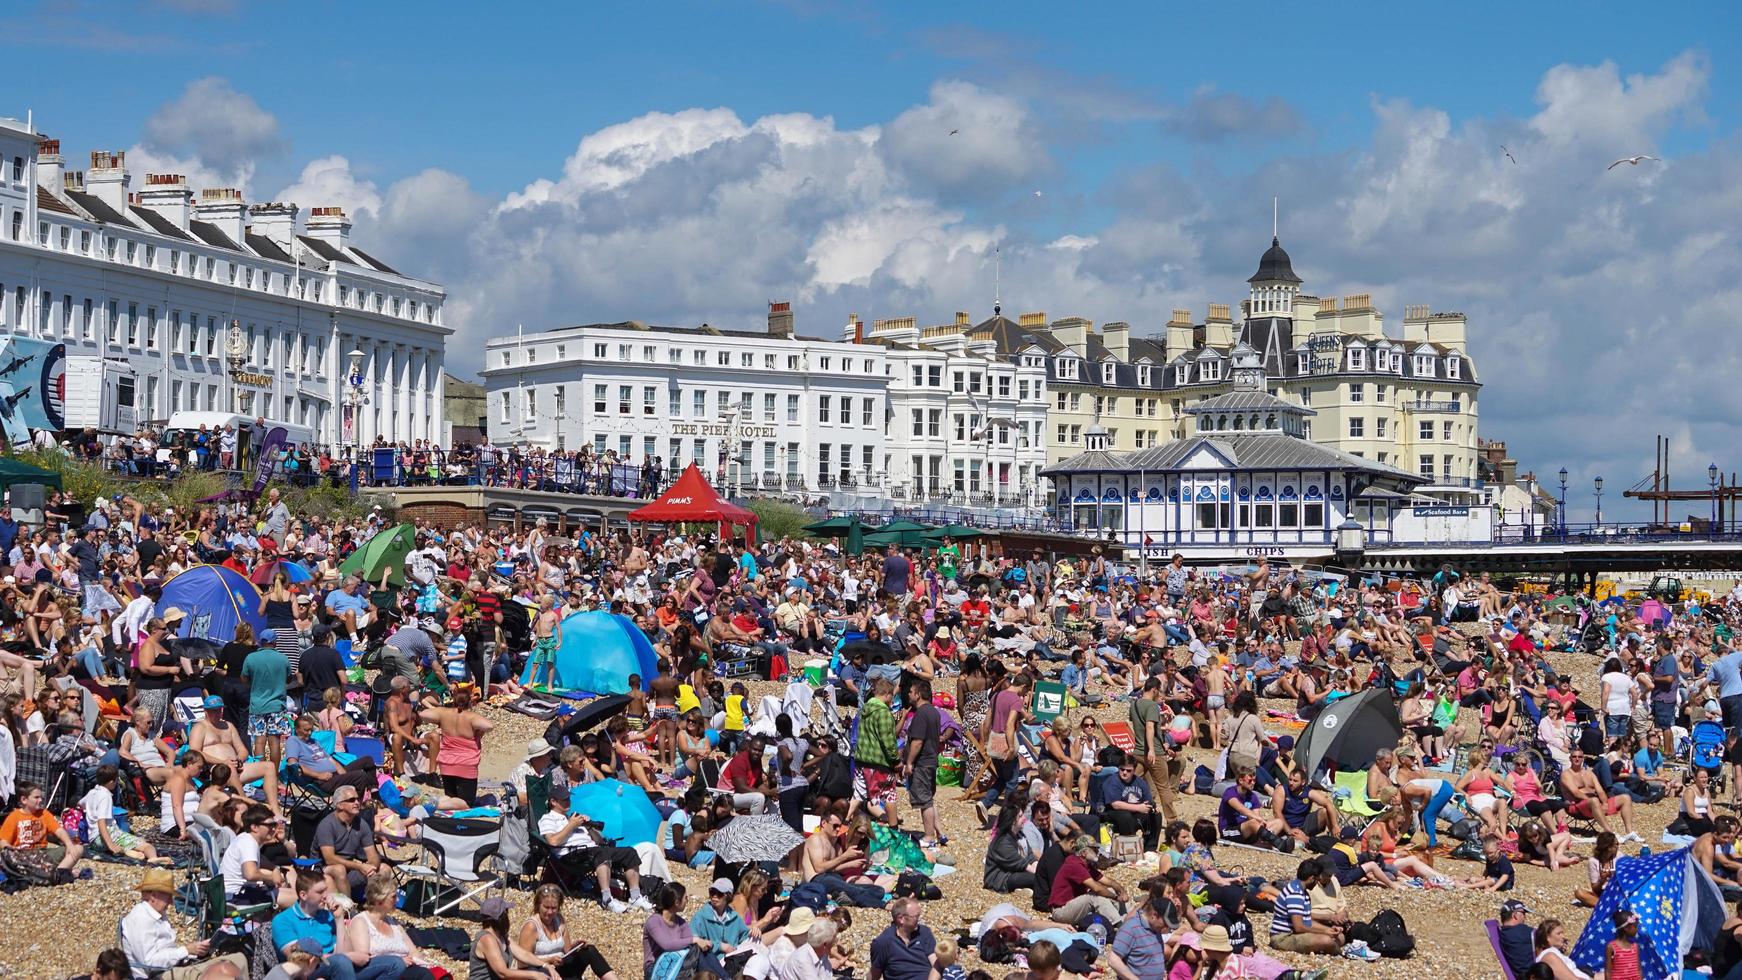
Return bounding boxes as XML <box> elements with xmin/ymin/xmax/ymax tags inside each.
<box><xmin>155</xmin><ymin>564</ymin><xmax>267</xmax><ymax>643</ymax></box>
<box><xmin>521</xmin><ymin>610</ymin><xmax>657</xmax><ymax>695</ymax></box>
<box><xmin>1571</xmin><ymin>845</ymin><xmax>1725</xmax><ymax>978</ymax></box>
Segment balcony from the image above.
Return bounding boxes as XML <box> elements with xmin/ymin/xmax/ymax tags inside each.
<box><xmin>1401</xmin><ymin>399</ymin><xmax>1462</xmax><ymax>413</ymax></box>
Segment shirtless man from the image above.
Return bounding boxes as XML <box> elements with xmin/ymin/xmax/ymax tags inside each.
<box><xmin>1204</xmin><ymin>661</ymin><xmax>1228</xmax><ymax>750</ymax></box>
<box><xmin>187</xmin><ymin>696</ymin><xmax>282</xmax><ymax>817</ymax></box>
<box><xmin>1694</xmin><ymin>815</ymin><xmax>1742</xmax><ymax>885</ymax></box>
<box><xmin>1366</xmin><ymin>747</ymin><xmax>1397</xmax><ymax>805</ymax></box>
<box><xmin>528</xmin><ymin>595</ymin><xmax>560</xmax><ymax>690</ymax></box>
<box><xmin>1560</xmin><ymin>749</ymin><xmax>1643</xmax><ymax>842</ymax></box>
<box><xmin>383</xmin><ymin>676</ymin><xmax>423</xmax><ymax>776</ymax></box>
<box><xmin>801</xmin><ymin>808</ymin><xmax>867</xmax><ymax>882</ymax></box>
<box><xmin>648</xmin><ymin>662</ymin><xmax>681</xmax><ymax>767</ymax></box>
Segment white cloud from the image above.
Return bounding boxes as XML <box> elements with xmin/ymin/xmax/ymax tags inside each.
<box><xmin>275</xmin><ymin>156</ymin><xmax>382</xmax><ymax>218</ymax></box>
<box><xmin>878</xmin><ymin>80</ymin><xmax>1048</xmax><ymax>200</ymax></box>
<box><xmin>142</xmin><ymin>77</ymin><xmax>283</xmax><ymax>175</ymax></box>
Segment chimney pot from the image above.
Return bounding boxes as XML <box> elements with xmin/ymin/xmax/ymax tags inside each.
<box><xmin>85</xmin><ymin>149</ymin><xmax>131</xmax><ymax>212</ymax></box>
<box><xmin>767</xmin><ymin>301</ymin><xmax>794</xmax><ymax>339</ymax></box>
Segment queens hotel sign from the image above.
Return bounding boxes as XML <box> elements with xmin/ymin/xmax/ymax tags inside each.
<box><xmin>672</xmin><ymin>421</ymin><xmax>777</xmax><ymax>439</ymax></box>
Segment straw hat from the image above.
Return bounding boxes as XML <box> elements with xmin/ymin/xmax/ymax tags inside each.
<box><xmin>1199</xmin><ymin>925</ymin><xmax>1232</xmax><ymax>953</ymax></box>
<box><xmin>782</xmin><ymin>907</ymin><xmax>818</xmax><ymax>937</ymax></box>
<box><xmin>138</xmin><ymin>867</ymin><xmax>176</xmax><ymax>895</ymax></box>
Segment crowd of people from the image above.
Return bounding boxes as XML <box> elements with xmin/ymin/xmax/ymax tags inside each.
<box><xmin>4</xmin><ymin>466</ymin><xmax>1742</xmax><ymax>979</ymax></box>
<box><xmin>71</xmin><ymin>422</ymin><xmax>674</xmax><ymax>501</ymax></box>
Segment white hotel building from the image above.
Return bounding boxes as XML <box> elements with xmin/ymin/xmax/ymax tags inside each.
<box><xmin>0</xmin><ymin>114</ymin><xmax>448</xmax><ymax>445</ymax></box>
<box><xmin>479</xmin><ymin>304</ymin><xmax>890</xmax><ymax>495</ymax></box>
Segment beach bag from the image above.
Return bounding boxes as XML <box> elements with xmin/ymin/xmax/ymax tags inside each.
<box><xmin>650</xmin><ymin>947</ymin><xmax>700</xmax><ymax>980</ymax></box>
<box><xmin>1193</xmin><ymin>765</ymin><xmax>1216</xmax><ymax>796</ymax></box>
<box><xmin>1368</xmin><ymin>909</ymin><xmax>1416</xmax><ymax>959</ymax></box>
<box><xmin>788</xmin><ymin>882</ymin><xmax>829</xmax><ymax>911</ymax></box>
<box><xmin>0</xmin><ymin>847</ymin><xmax>56</xmax><ymax>887</ymax></box>
<box><xmin>870</xmin><ymin>823</ymin><xmax>933</xmax><ymax>874</ymax></box>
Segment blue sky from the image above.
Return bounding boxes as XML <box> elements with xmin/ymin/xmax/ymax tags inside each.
<box><xmin>9</xmin><ymin>0</ymin><xmax>1742</xmax><ymax>517</ymax></box>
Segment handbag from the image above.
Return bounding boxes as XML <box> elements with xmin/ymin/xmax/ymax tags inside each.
<box><xmin>986</xmin><ymin>731</ymin><xmax>1012</xmax><ymax>761</ymax></box>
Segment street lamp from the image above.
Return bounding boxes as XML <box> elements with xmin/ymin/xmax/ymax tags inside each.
<box><xmin>1558</xmin><ymin>467</ymin><xmax>1568</xmax><ymax>537</ymax></box>
<box><xmin>1594</xmin><ymin>475</ymin><xmax>1604</xmax><ymax>526</ymax></box>
<box><xmin>1712</xmin><ymin>462</ymin><xmax>1721</xmax><ymax>532</ymax></box>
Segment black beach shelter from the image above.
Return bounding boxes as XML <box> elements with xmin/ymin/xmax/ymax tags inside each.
<box><xmin>1293</xmin><ymin>687</ymin><xmax>1403</xmax><ymax>781</ymax></box>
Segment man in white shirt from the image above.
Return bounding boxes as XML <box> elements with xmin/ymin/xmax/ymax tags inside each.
<box><xmin>537</xmin><ymin>787</ymin><xmax>651</xmax><ymax>913</ymax></box>
<box><xmin>771</xmin><ymin>918</ymin><xmax>837</xmax><ymax>980</ymax></box>
<box><xmin>114</xmin><ymin>584</ymin><xmax>160</xmax><ymax>652</ymax></box>
<box><xmin>122</xmin><ymin>867</ymin><xmax>247</xmax><ymax>979</ymax></box>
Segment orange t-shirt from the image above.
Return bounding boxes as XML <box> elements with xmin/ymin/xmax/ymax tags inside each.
<box><xmin>0</xmin><ymin>809</ymin><xmax>60</xmax><ymax>849</ymax></box>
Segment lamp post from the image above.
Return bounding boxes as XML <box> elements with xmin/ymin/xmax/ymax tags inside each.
<box><xmin>224</xmin><ymin>318</ymin><xmax>247</xmax><ymax>414</ymax></box>
<box><xmin>1558</xmin><ymin>467</ymin><xmax>1568</xmax><ymax>539</ymax></box>
<box><xmin>1712</xmin><ymin>462</ymin><xmax>1721</xmax><ymax>533</ymax></box>
<box><xmin>1594</xmin><ymin>475</ymin><xmax>1604</xmax><ymax>526</ymax></box>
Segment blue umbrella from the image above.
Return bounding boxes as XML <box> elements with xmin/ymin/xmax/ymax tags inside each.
<box><xmin>568</xmin><ymin>778</ymin><xmax>660</xmax><ymax>847</ymax></box>
<box><xmin>250</xmin><ymin>559</ymin><xmax>313</xmax><ymax>586</ymax></box>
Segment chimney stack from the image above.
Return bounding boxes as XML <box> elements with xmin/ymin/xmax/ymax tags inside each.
<box><xmin>248</xmin><ymin>202</ymin><xmax>299</xmax><ymax>251</ymax></box>
<box><xmin>1050</xmin><ymin>316</ymin><xmax>1090</xmax><ymax>357</ymax></box>
<box><xmin>767</xmin><ymin>301</ymin><xmax>794</xmax><ymax>339</ymax></box>
<box><xmin>1018</xmin><ymin>311</ymin><xmax>1047</xmax><ymax>328</ymax></box>
<box><xmin>35</xmin><ymin>138</ymin><xmax>62</xmax><ymax>196</ymax></box>
<box><xmin>194</xmin><ymin>188</ymin><xmax>247</xmax><ymax>245</ymax></box>
<box><xmin>137</xmin><ymin>173</ymin><xmax>193</xmax><ymax>232</ymax></box>
<box><xmin>1103</xmin><ymin>321</ymin><xmax>1130</xmax><ymax>362</ymax></box>
<box><xmin>305</xmin><ymin>205</ymin><xmax>351</xmax><ymax>252</ymax></box>
<box><xmin>1166</xmin><ymin>308</ymin><xmax>1195</xmax><ymax>357</ymax></box>
<box><xmin>1205</xmin><ymin>303</ymin><xmax>1234</xmax><ymax>349</ymax></box>
<box><xmin>86</xmin><ymin>150</ymin><xmax>130</xmax><ymax>213</ymax></box>
<box><xmin>955</xmin><ymin>311</ymin><xmax>970</xmax><ymax>327</ymax></box>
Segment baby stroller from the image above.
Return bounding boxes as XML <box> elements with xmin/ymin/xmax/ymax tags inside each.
<box><xmin>1690</xmin><ymin>719</ymin><xmax>1729</xmax><ymax>792</ymax></box>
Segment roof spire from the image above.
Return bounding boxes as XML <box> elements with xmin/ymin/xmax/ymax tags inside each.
<box><xmin>993</xmin><ymin>246</ymin><xmax>1002</xmax><ymax>317</ymax></box>
<box><xmin>1273</xmin><ymin>196</ymin><xmax>1278</xmax><ymax>242</ymax></box>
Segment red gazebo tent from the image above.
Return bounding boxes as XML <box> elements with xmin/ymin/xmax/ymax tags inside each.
<box><xmin>626</xmin><ymin>463</ymin><xmax>759</xmax><ymax>542</ymax></box>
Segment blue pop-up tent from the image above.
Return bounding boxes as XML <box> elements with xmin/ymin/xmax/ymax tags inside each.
<box><xmin>1572</xmin><ymin>846</ymin><xmax>1725</xmax><ymax>978</ymax></box>
<box><xmin>156</xmin><ymin>564</ymin><xmax>267</xmax><ymax>643</ymax></box>
<box><xmin>521</xmin><ymin>610</ymin><xmax>657</xmax><ymax>695</ymax></box>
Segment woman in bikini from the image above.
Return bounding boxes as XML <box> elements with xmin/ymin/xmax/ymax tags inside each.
<box><xmin>420</xmin><ymin>682</ymin><xmax>492</xmax><ymax>805</ymax></box>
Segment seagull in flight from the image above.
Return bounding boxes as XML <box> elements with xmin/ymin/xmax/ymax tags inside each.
<box><xmin>1607</xmin><ymin>154</ymin><xmax>1660</xmax><ymax>170</ymax></box>
<box><xmin>1033</xmin><ymin>190</ymin><xmax>1043</xmax><ymax>197</ymax></box>
<box><xmin>1500</xmin><ymin>145</ymin><xmax>1516</xmax><ymax>165</ymax></box>
<box><xmin>949</xmin><ymin>128</ymin><xmax>959</xmax><ymax>136</ymax></box>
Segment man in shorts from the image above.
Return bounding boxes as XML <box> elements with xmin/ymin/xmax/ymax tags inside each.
<box><xmin>187</xmin><ymin>695</ymin><xmax>283</xmax><ymax>818</ymax></box>
<box><xmin>901</xmin><ymin>680</ymin><xmax>942</xmax><ymax>847</ymax></box>
<box><xmin>241</xmin><ymin>635</ymin><xmax>292</xmax><ymax>763</ymax></box>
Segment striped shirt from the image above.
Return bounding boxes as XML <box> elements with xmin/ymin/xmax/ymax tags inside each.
<box><xmin>1270</xmin><ymin>880</ymin><xmax>1312</xmax><ymax>936</ymax></box>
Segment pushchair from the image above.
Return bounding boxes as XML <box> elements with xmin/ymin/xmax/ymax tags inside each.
<box><xmin>1689</xmin><ymin>719</ymin><xmax>1729</xmax><ymax>792</ymax></box>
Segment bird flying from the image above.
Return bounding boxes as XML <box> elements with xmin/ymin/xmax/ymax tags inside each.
<box><xmin>1607</xmin><ymin>154</ymin><xmax>1660</xmax><ymax>170</ymax></box>
<box><xmin>949</xmin><ymin>129</ymin><xmax>959</xmax><ymax>136</ymax></box>
<box><xmin>1500</xmin><ymin>145</ymin><xmax>1516</xmax><ymax>165</ymax></box>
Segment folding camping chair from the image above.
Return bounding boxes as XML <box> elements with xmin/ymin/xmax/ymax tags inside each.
<box><xmin>396</xmin><ymin>816</ymin><xmax>506</xmax><ymax>917</ymax></box>
<box><xmin>1485</xmin><ymin>919</ymin><xmax>1519</xmax><ymax>980</ymax></box>
<box><xmin>1331</xmin><ymin>770</ymin><xmax>1387</xmax><ymax>825</ymax></box>
<box><xmin>185</xmin><ymin>814</ymin><xmax>275</xmax><ymax>938</ymax></box>
<box><xmin>1690</xmin><ymin>720</ymin><xmax>1728</xmax><ymax>793</ymax></box>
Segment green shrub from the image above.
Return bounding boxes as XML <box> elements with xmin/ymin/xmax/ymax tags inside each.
<box><xmin>742</xmin><ymin>498</ymin><xmax>814</xmax><ymax>542</ymax></box>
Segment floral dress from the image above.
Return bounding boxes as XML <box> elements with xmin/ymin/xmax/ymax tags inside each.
<box><xmin>959</xmin><ymin>686</ymin><xmax>990</xmax><ymax>787</ymax></box>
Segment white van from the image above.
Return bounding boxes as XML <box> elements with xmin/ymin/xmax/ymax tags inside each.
<box><xmin>159</xmin><ymin>412</ymin><xmax>317</xmax><ymax>469</ymax></box>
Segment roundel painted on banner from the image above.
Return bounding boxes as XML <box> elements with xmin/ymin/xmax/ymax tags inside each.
<box><xmin>1321</xmin><ymin>714</ymin><xmax>1338</xmax><ymax>730</ymax></box>
<box><xmin>42</xmin><ymin>343</ymin><xmax>66</xmax><ymax>430</ymax></box>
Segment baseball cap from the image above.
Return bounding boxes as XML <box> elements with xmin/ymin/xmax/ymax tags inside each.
<box><xmin>1501</xmin><ymin>899</ymin><xmax>1532</xmax><ymax>917</ymax></box>
<box><xmin>293</xmin><ymin>938</ymin><xmax>324</xmax><ymax>957</ymax></box>
<box><xmin>202</xmin><ymin>695</ymin><xmax>225</xmax><ymax>711</ymax></box>
<box><xmin>709</xmin><ymin>877</ymin><xmax>735</xmax><ymax>895</ymax></box>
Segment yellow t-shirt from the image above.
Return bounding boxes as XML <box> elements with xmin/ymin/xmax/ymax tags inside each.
<box><xmin>724</xmin><ymin>694</ymin><xmax>746</xmax><ymax>731</ymax></box>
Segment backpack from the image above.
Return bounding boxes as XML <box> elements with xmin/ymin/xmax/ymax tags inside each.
<box><xmin>1193</xmin><ymin>764</ymin><xmax>1216</xmax><ymax>796</ymax></box>
<box><xmin>1368</xmin><ymin>909</ymin><xmax>1415</xmax><ymax>959</ymax></box>
<box><xmin>58</xmin><ymin>805</ymin><xmax>87</xmax><ymax>845</ymax></box>
<box><xmin>788</xmin><ymin>882</ymin><xmax>829</xmax><ymax>911</ymax></box>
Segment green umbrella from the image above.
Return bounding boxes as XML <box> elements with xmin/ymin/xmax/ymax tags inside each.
<box><xmin>873</xmin><ymin>518</ymin><xmax>934</xmax><ymax>534</ymax></box>
<box><xmin>923</xmin><ymin>523</ymin><xmax>985</xmax><ymax>540</ymax></box>
<box><xmin>802</xmin><ymin>516</ymin><xmax>857</xmax><ymax>536</ymax></box>
<box><xmin>845</xmin><ymin>515</ymin><xmax>865</xmax><ymax>556</ymax></box>
<box><xmin>339</xmin><ymin>522</ymin><xmax>417</xmax><ymax>588</ymax></box>
<box><xmin>862</xmin><ymin>528</ymin><xmax>933</xmax><ymax>550</ymax></box>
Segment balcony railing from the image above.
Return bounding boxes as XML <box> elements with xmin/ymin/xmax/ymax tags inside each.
<box><xmin>1401</xmin><ymin>399</ymin><xmax>1462</xmax><ymax>413</ymax></box>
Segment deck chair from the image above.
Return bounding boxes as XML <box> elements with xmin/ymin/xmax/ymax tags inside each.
<box><xmin>185</xmin><ymin>815</ymin><xmax>273</xmax><ymax>937</ymax></box>
<box><xmin>1485</xmin><ymin>919</ymin><xmax>1519</xmax><ymax>980</ymax></box>
<box><xmin>396</xmin><ymin>816</ymin><xmax>505</xmax><ymax>917</ymax></box>
<box><xmin>1331</xmin><ymin>770</ymin><xmax>1387</xmax><ymax>823</ymax></box>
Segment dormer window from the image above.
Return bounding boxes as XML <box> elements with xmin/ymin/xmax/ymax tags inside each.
<box><xmin>1138</xmin><ymin>365</ymin><xmax>1152</xmax><ymax>386</ymax></box>
<box><xmin>1446</xmin><ymin>357</ymin><xmax>1461</xmax><ymax>379</ymax></box>
<box><xmin>1414</xmin><ymin>354</ymin><xmax>1434</xmax><ymax>376</ymax></box>
<box><xmin>1102</xmin><ymin>362</ymin><xmax>1116</xmax><ymax>384</ymax></box>
<box><xmin>1348</xmin><ymin>348</ymin><xmax>1365</xmax><ymax>371</ymax></box>
<box><xmin>1175</xmin><ymin>365</ymin><xmax>1188</xmax><ymax>385</ymax></box>
<box><xmin>1057</xmin><ymin>357</ymin><xmax>1078</xmax><ymax>380</ymax></box>
<box><xmin>1297</xmin><ymin>353</ymin><xmax>1310</xmax><ymax>374</ymax></box>
<box><xmin>1202</xmin><ymin>360</ymin><xmax>1221</xmax><ymax>382</ymax></box>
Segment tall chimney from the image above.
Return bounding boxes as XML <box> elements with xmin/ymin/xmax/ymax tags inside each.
<box><xmin>955</xmin><ymin>311</ymin><xmax>970</xmax><ymax>326</ymax></box>
<box><xmin>1050</xmin><ymin>316</ymin><xmax>1090</xmax><ymax>357</ymax></box>
<box><xmin>1205</xmin><ymin>303</ymin><xmax>1234</xmax><ymax>349</ymax></box>
<box><xmin>137</xmin><ymin>174</ymin><xmax>192</xmax><ymax>231</ymax></box>
<box><xmin>248</xmin><ymin>202</ymin><xmax>299</xmax><ymax>251</ymax></box>
<box><xmin>1166</xmin><ymin>309</ymin><xmax>1195</xmax><ymax>357</ymax></box>
<box><xmin>195</xmin><ymin>188</ymin><xmax>247</xmax><ymax>245</ymax></box>
<box><xmin>35</xmin><ymin>138</ymin><xmax>62</xmax><ymax>196</ymax></box>
<box><xmin>305</xmin><ymin>205</ymin><xmax>351</xmax><ymax>252</ymax></box>
<box><xmin>1103</xmin><ymin>321</ymin><xmax>1130</xmax><ymax>361</ymax></box>
<box><xmin>86</xmin><ymin>150</ymin><xmax>130</xmax><ymax>213</ymax></box>
<box><xmin>767</xmin><ymin>301</ymin><xmax>794</xmax><ymax>339</ymax></box>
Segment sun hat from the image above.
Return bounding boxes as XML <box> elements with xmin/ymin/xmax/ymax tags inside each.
<box><xmin>161</xmin><ymin>607</ymin><xmax>187</xmax><ymax>624</ymax></box>
<box><xmin>524</xmin><ymin>739</ymin><xmax>556</xmax><ymax>763</ymax></box>
<box><xmin>1199</xmin><ymin>925</ymin><xmax>1233</xmax><ymax>953</ymax></box>
<box><xmin>478</xmin><ymin>897</ymin><xmax>510</xmax><ymax>920</ymax></box>
<box><xmin>138</xmin><ymin>867</ymin><xmax>176</xmax><ymax>894</ymax></box>
<box><xmin>782</xmin><ymin>907</ymin><xmax>817</xmax><ymax>937</ymax></box>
